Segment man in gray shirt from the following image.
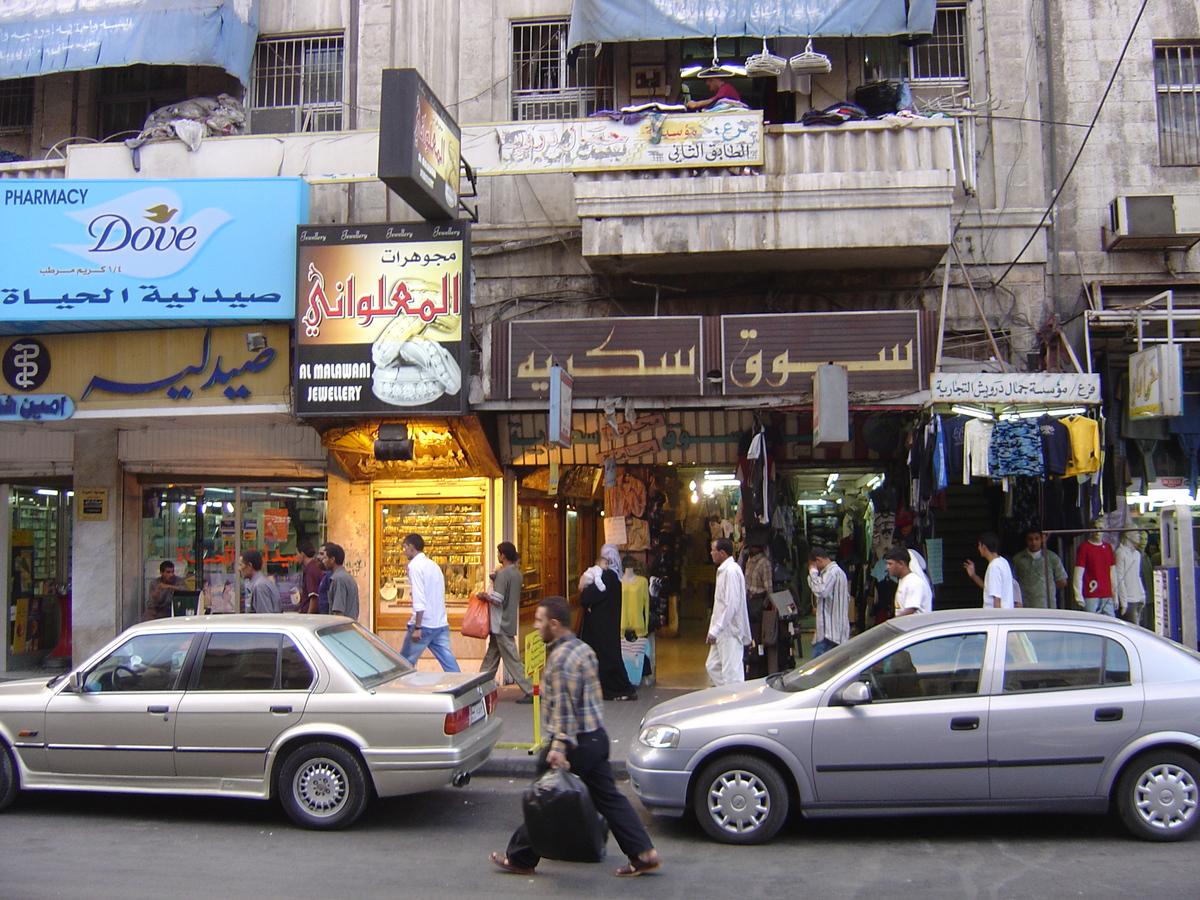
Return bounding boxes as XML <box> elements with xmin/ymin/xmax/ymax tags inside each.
<box><xmin>480</xmin><ymin>542</ymin><xmax>535</xmax><ymax>703</ymax></box>
<box><xmin>323</xmin><ymin>542</ymin><xmax>360</xmax><ymax>621</ymax></box>
<box><xmin>239</xmin><ymin>549</ymin><xmax>281</xmax><ymax>613</ymax></box>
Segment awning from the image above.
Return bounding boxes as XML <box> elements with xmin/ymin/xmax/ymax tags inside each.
<box><xmin>0</xmin><ymin>0</ymin><xmax>259</xmax><ymax>85</ymax></box>
<box><xmin>568</xmin><ymin>0</ymin><xmax>935</xmax><ymax>47</ymax></box>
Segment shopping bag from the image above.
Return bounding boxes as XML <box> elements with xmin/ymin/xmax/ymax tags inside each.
<box><xmin>460</xmin><ymin>594</ymin><xmax>490</xmax><ymax>639</ymax></box>
<box><xmin>522</xmin><ymin>767</ymin><xmax>609</xmax><ymax>862</ymax></box>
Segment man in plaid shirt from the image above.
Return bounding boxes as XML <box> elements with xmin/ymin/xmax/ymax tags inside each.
<box><xmin>491</xmin><ymin>595</ymin><xmax>662</xmax><ymax>878</ymax></box>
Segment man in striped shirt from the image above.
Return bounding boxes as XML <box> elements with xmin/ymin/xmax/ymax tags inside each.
<box><xmin>492</xmin><ymin>595</ymin><xmax>661</xmax><ymax>878</ymax></box>
<box><xmin>807</xmin><ymin>547</ymin><xmax>850</xmax><ymax>657</ymax></box>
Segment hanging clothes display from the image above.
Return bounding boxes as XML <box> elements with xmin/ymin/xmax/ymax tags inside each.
<box><xmin>1062</xmin><ymin>415</ymin><xmax>1102</xmax><ymax>476</ymax></box>
<box><xmin>962</xmin><ymin>418</ymin><xmax>994</xmax><ymax>483</ymax></box>
<box><xmin>988</xmin><ymin>420</ymin><xmax>1044</xmax><ymax>477</ymax></box>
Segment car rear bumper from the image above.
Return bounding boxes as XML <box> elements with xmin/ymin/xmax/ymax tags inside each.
<box><xmin>364</xmin><ymin>715</ymin><xmax>502</xmax><ymax>798</ymax></box>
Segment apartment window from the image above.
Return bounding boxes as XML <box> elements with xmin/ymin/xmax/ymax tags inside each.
<box><xmin>511</xmin><ymin>19</ymin><xmax>612</xmax><ymax>121</ymax></box>
<box><xmin>865</xmin><ymin>3</ymin><xmax>968</xmax><ymax>86</ymax></box>
<box><xmin>0</xmin><ymin>78</ymin><xmax>34</xmax><ymax>134</ymax></box>
<box><xmin>97</xmin><ymin>65</ymin><xmax>189</xmax><ymax>139</ymax></box>
<box><xmin>250</xmin><ymin>34</ymin><xmax>344</xmax><ymax>134</ymax></box>
<box><xmin>1155</xmin><ymin>44</ymin><xmax>1200</xmax><ymax>166</ymax></box>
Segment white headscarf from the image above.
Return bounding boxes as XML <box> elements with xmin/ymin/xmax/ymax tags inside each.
<box><xmin>600</xmin><ymin>543</ymin><xmax>623</xmax><ymax>578</ymax></box>
<box><xmin>908</xmin><ymin>548</ymin><xmax>932</xmax><ymax>587</ymax></box>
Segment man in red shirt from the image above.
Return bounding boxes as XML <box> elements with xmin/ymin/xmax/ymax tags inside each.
<box><xmin>296</xmin><ymin>539</ymin><xmax>323</xmax><ymax>614</ymax></box>
<box><xmin>1074</xmin><ymin>519</ymin><xmax>1118</xmax><ymax>617</ymax></box>
<box><xmin>686</xmin><ymin>76</ymin><xmax>740</xmax><ymax>110</ymax></box>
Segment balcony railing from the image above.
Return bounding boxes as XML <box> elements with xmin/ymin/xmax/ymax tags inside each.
<box><xmin>0</xmin><ymin>158</ymin><xmax>66</xmax><ymax>178</ymax></box>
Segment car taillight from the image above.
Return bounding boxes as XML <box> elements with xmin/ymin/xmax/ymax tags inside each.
<box><xmin>444</xmin><ymin>706</ymin><xmax>470</xmax><ymax>735</ymax></box>
<box><xmin>484</xmin><ymin>689</ymin><xmax>497</xmax><ymax>715</ymax></box>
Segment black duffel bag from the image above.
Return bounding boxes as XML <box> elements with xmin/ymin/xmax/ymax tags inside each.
<box><xmin>522</xmin><ymin>767</ymin><xmax>609</xmax><ymax>862</ymax></box>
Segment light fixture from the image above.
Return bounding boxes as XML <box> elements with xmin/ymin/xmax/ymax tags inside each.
<box><xmin>176</xmin><ymin>502</ymin><xmax>187</xmax><ymax>513</ymax></box>
<box><xmin>225</xmin><ymin>502</ymin><xmax>234</xmax><ymax>513</ymax></box>
<box><xmin>689</xmin><ymin>480</ymin><xmax>697</xmax><ymax>491</ymax></box>
<box><xmin>796</xmin><ymin>499</ymin><xmax>829</xmax><ymax>506</ymax></box>
<box><xmin>245</xmin><ymin>332</ymin><xmax>267</xmax><ymax>352</ymax></box>
<box><xmin>866</xmin><ymin>475</ymin><xmax>883</xmax><ymax>490</ymax></box>
<box><xmin>36</xmin><ymin>489</ymin><xmax>58</xmax><ymax>496</ymax></box>
<box><xmin>690</xmin><ymin>491</ymin><xmax>699</xmax><ymax>504</ymax></box>
<box><xmin>826</xmin><ymin>473</ymin><xmax>839</xmax><ymax>490</ymax></box>
<box><xmin>951</xmin><ymin>405</ymin><xmax>994</xmax><ymax>421</ymax></box>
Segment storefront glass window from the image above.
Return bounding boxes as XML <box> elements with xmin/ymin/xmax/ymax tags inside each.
<box><xmin>517</xmin><ymin>504</ymin><xmax>544</xmax><ymax>605</ymax></box>
<box><xmin>9</xmin><ymin>487</ymin><xmax>71</xmax><ymax>661</ymax></box>
<box><xmin>141</xmin><ymin>484</ymin><xmax>326</xmax><ymax>614</ymax></box>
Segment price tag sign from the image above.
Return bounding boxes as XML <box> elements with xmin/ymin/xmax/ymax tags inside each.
<box><xmin>524</xmin><ymin>630</ymin><xmax>546</xmax><ymax>682</ymax></box>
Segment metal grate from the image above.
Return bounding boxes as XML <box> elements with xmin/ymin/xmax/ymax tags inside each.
<box><xmin>863</xmin><ymin>3</ymin><xmax>967</xmax><ymax>86</ymax></box>
<box><xmin>251</xmin><ymin>34</ymin><xmax>344</xmax><ymax>133</ymax></box>
<box><xmin>511</xmin><ymin>19</ymin><xmax>612</xmax><ymax>120</ymax></box>
<box><xmin>1155</xmin><ymin>44</ymin><xmax>1200</xmax><ymax>166</ymax></box>
<box><xmin>0</xmin><ymin>78</ymin><xmax>34</xmax><ymax>133</ymax></box>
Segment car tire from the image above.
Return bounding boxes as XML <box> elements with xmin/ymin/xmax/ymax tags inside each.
<box><xmin>278</xmin><ymin>742</ymin><xmax>370</xmax><ymax>830</ymax></box>
<box><xmin>0</xmin><ymin>743</ymin><xmax>17</xmax><ymax>811</ymax></box>
<box><xmin>1117</xmin><ymin>750</ymin><xmax>1200</xmax><ymax>842</ymax></box>
<box><xmin>692</xmin><ymin>753</ymin><xmax>789</xmax><ymax>845</ymax></box>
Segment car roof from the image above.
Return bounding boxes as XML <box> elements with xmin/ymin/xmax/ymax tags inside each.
<box><xmin>129</xmin><ymin>614</ymin><xmax>354</xmax><ymax>633</ymax></box>
<box><xmin>887</xmin><ymin>607</ymin><xmax>1140</xmax><ymax>632</ymax></box>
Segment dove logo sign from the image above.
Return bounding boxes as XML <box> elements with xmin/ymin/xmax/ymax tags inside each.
<box><xmin>58</xmin><ymin>188</ymin><xmax>232</xmax><ymax>278</ymax></box>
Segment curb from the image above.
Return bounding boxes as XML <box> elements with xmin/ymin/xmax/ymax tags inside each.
<box><xmin>476</xmin><ymin>751</ymin><xmax>628</xmax><ymax>779</ymax></box>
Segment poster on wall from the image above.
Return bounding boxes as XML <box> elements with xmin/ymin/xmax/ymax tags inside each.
<box><xmin>294</xmin><ymin>221</ymin><xmax>470</xmax><ymax>416</ymax></box>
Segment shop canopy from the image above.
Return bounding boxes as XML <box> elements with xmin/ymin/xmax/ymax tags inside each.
<box><xmin>568</xmin><ymin>0</ymin><xmax>936</xmax><ymax>47</ymax></box>
<box><xmin>0</xmin><ymin>0</ymin><xmax>259</xmax><ymax>85</ymax></box>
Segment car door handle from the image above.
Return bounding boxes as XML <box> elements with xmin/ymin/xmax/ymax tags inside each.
<box><xmin>270</xmin><ymin>705</ymin><xmax>293</xmax><ymax>714</ymax></box>
<box><xmin>147</xmin><ymin>705</ymin><xmax>170</xmax><ymax>714</ymax></box>
<box><xmin>950</xmin><ymin>716</ymin><xmax>980</xmax><ymax>731</ymax></box>
<box><xmin>1095</xmin><ymin>707</ymin><xmax>1123</xmax><ymax>722</ymax></box>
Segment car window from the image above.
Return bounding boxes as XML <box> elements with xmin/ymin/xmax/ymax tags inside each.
<box><xmin>1002</xmin><ymin>630</ymin><xmax>1131</xmax><ymax>692</ymax></box>
<box><xmin>776</xmin><ymin>622</ymin><xmax>899</xmax><ymax>692</ymax></box>
<box><xmin>195</xmin><ymin>633</ymin><xmax>282</xmax><ymax>691</ymax></box>
<box><xmin>280</xmin><ymin>636</ymin><xmax>315</xmax><ymax>690</ymax></box>
<box><xmin>854</xmin><ymin>633</ymin><xmax>987</xmax><ymax>701</ymax></box>
<box><xmin>317</xmin><ymin>621</ymin><xmax>412</xmax><ymax>687</ymax></box>
<box><xmin>84</xmin><ymin>632</ymin><xmax>195</xmax><ymax>692</ymax></box>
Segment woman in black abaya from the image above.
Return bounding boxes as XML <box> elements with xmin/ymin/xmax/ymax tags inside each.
<box><xmin>579</xmin><ymin>543</ymin><xmax>637</xmax><ymax>700</ymax></box>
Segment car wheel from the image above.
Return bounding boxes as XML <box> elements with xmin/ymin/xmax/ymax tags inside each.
<box><xmin>0</xmin><ymin>743</ymin><xmax>17</xmax><ymax>811</ymax></box>
<box><xmin>1117</xmin><ymin>750</ymin><xmax>1200</xmax><ymax>842</ymax></box>
<box><xmin>278</xmin><ymin>742</ymin><xmax>369</xmax><ymax>830</ymax></box>
<box><xmin>692</xmin><ymin>754</ymin><xmax>789</xmax><ymax>845</ymax></box>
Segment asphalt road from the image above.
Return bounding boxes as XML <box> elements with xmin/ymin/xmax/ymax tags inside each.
<box><xmin>2</xmin><ymin>775</ymin><xmax>1199</xmax><ymax>900</ymax></box>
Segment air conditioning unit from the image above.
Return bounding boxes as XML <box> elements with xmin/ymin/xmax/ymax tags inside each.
<box><xmin>1104</xmin><ymin>194</ymin><xmax>1200</xmax><ymax>251</ymax></box>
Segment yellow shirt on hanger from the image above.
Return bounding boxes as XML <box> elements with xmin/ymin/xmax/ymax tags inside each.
<box><xmin>1063</xmin><ymin>415</ymin><xmax>1101</xmax><ymax>476</ymax></box>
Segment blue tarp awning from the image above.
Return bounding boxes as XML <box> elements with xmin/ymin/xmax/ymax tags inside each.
<box><xmin>0</xmin><ymin>0</ymin><xmax>259</xmax><ymax>85</ymax></box>
<box><xmin>569</xmin><ymin>0</ymin><xmax>936</xmax><ymax>47</ymax></box>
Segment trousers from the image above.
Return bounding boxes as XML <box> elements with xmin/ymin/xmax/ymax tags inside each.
<box><xmin>705</xmin><ymin>635</ymin><xmax>745</xmax><ymax>686</ymax></box>
<box><xmin>480</xmin><ymin>632</ymin><xmax>533</xmax><ymax>694</ymax></box>
<box><xmin>400</xmin><ymin>624</ymin><xmax>461</xmax><ymax>671</ymax></box>
<box><xmin>506</xmin><ymin>728</ymin><xmax>653</xmax><ymax>869</ymax></box>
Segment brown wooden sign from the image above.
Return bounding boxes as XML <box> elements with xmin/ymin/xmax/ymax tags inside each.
<box><xmin>507</xmin><ymin>317</ymin><xmax>703</xmax><ymax>398</ymax></box>
<box><xmin>721</xmin><ymin>311</ymin><xmax>925</xmax><ymax>396</ymax></box>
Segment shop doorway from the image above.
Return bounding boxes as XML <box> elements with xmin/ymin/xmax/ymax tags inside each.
<box><xmin>4</xmin><ymin>485</ymin><xmax>72</xmax><ymax>673</ymax></box>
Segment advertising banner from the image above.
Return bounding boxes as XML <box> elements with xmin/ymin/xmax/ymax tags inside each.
<box><xmin>930</xmin><ymin>372</ymin><xmax>1102</xmax><ymax>405</ymax></box>
<box><xmin>0</xmin><ymin>178</ymin><xmax>308</xmax><ymax>332</ymax></box>
<box><xmin>294</xmin><ymin>221</ymin><xmax>470</xmax><ymax>416</ymax></box>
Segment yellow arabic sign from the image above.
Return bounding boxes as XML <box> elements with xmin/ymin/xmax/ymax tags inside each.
<box><xmin>0</xmin><ymin>325</ymin><xmax>290</xmax><ymax>412</ymax></box>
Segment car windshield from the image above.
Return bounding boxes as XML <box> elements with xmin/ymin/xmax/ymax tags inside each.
<box><xmin>317</xmin><ymin>622</ymin><xmax>413</xmax><ymax>687</ymax></box>
<box><xmin>772</xmin><ymin>623</ymin><xmax>900</xmax><ymax>692</ymax></box>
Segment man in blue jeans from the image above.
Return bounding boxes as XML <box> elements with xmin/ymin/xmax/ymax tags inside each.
<box><xmin>400</xmin><ymin>533</ymin><xmax>460</xmax><ymax>671</ymax></box>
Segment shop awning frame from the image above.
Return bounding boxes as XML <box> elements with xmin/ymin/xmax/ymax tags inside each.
<box><xmin>0</xmin><ymin>0</ymin><xmax>259</xmax><ymax>85</ymax></box>
<box><xmin>568</xmin><ymin>0</ymin><xmax>937</xmax><ymax>48</ymax></box>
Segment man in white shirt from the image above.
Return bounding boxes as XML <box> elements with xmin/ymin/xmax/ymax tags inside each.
<box><xmin>706</xmin><ymin>538</ymin><xmax>751</xmax><ymax>686</ymax></box>
<box><xmin>885</xmin><ymin>547</ymin><xmax>932</xmax><ymax>615</ymax></box>
<box><xmin>400</xmin><ymin>533</ymin><xmax>460</xmax><ymax>671</ymax></box>
<box><xmin>963</xmin><ymin>531</ymin><xmax>1018</xmax><ymax>609</ymax></box>
<box><xmin>807</xmin><ymin>547</ymin><xmax>850</xmax><ymax>655</ymax></box>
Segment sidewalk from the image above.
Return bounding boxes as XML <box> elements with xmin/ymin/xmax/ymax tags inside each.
<box><xmin>476</xmin><ymin>684</ymin><xmax>695</xmax><ymax>778</ymax></box>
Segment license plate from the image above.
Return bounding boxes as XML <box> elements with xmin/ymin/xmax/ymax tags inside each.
<box><xmin>468</xmin><ymin>699</ymin><xmax>486</xmax><ymax>726</ymax></box>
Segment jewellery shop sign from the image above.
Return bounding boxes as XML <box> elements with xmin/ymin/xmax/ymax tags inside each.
<box><xmin>294</xmin><ymin>222</ymin><xmax>470</xmax><ymax>416</ymax></box>
<box><xmin>0</xmin><ymin>178</ymin><xmax>308</xmax><ymax>332</ymax></box>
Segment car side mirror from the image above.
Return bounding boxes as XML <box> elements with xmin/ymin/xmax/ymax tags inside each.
<box><xmin>67</xmin><ymin>672</ymin><xmax>85</xmax><ymax>693</ymax></box>
<box><xmin>839</xmin><ymin>681</ymin><xmax>872</xmax><ymax>706</ymax></box>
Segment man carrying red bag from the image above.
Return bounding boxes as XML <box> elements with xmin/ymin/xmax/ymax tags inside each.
<box><xmin>490</xmin><ymin>595</ymin><xmax>662</xmax><ymax>878</ymax></box>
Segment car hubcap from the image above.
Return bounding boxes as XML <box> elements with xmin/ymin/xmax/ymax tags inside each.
<box><xmin>707</xmin><ymin>769</ymin><xmax>770</xmax><ymax>834</ymax></box>
<box><xmin>293</xmin><ymin>758</ymin><xmax>348</xmax><ymax>817</ymax></box>
<box><xmin>1134</xmin><ymin>763</ymin><xmax>1198</xmax><ymax>831</ymax></box>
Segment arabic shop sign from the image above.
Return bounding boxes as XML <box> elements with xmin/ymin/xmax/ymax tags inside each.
<box><xmin>0</xmin><ymin>325</ymin><xmax>290</xmax><ymax>413</ymax></box>
<box><xmin>0</xmin><ymin>393</ymin><xmax>74</xmax><ymax>421</ymax></box>
<box><xmin>508</xmin><ymin>317</ymin><xmax>703</xmax><ymax>399</ymax></box>
<box><xmin>722</xmin><ymin>311</ymin><xmax>926</xmax><ymax>396</ymax></box>
<box><xmin>461</xmin><ymin>110</ymin><xmax>763</xmax><ymax>176</ymax></box>
<box><xmin>378</xmin><ymin>68</ymin><xmax>462</xmax><ymax>220</ymax></box>
<box><xmin>295</xmin><ymin>221</ymin><xmax>470</xmax><ymax>416</ymax></box>
<box><xmin>930</xmin><ymin>372</ymin><xmax>1102</xmax><ymax>405</ymax></box>
<box><xmin>0</xmin><ymin>179</ymin><xmax>308</xmax><ymax>332</ymax></box>
<box><xmin>1129</xmin><ymin>345</ymin><xmax>1183</xmax><ymax>419</ymax></box>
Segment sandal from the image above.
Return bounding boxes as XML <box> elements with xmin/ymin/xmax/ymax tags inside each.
<box><xmin>615</xmin><ymin>853</ymin><xmax>661</xmax><ymax>877</ymax></box>
<box><xmin>490</xmin><ymin>852</ymin><xmax>535</xmax><ymax>875</ymax></box>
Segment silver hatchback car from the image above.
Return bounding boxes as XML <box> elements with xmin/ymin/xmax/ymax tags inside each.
<box><xmin>0</xmin><ymin>615</ymin><xmax>501</xmax><ymax>829</ymax></box>
<box><xmin>630</xmin><ymin>609</ymin><xmax>1200</xmax><ymax>844</ymax></box>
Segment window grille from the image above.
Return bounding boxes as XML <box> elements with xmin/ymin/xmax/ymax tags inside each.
<box><xmin>1155</xmin><ymin>44</ymin><xmax>1200</xmax><ymax>166</ymax></box>
<box><xmin>97</xmin><ymin>65</ymin><xmax>188</xmax><ymax>140</ymax></box>
<box><xmin>250</xmin><ymin>34</ymin><xmax>344</xmax><ymax>133</ymax></box>
<box><xmin>511</xmin><ymin>19</ymin><xmax>612</xmax><ymax>120</ymax></box>
<box><xmin>864</xmin><ymin>3</ymin><xmax>968</xmax><ymax>86</ymax></box>
<box><xmin>0</xmin><ymin>78</ymin><xmax>34</xmax><ymax>133</ymax></box>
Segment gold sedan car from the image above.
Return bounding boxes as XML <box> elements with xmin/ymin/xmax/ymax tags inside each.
<box><xmin>0</xmin><ymin>615</ymin><xmax>500</xmax><ymax>829</ymax></box>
